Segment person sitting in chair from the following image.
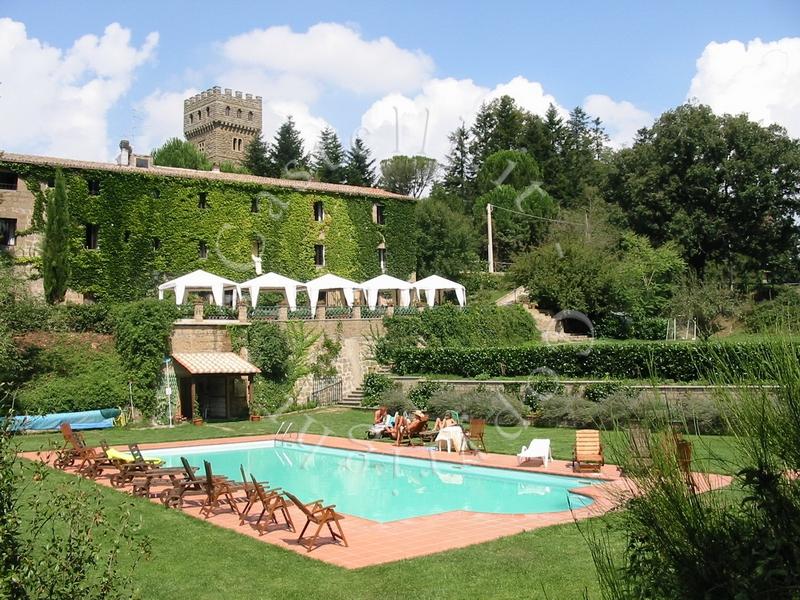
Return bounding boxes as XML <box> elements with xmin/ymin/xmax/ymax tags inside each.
<box><xmin>374</xmin><ymin>405</ymin><xmax>388</xmax><ymax>425</ymax></box>
<box><xmin>434</xmin><ymin>412</ymin><xmax>457</xmax><ymax>431</ymax></box>
<box><xmin>392</xmin><ymin>410</ymin><xmax>429</xmax><ymax>445</ymax></box>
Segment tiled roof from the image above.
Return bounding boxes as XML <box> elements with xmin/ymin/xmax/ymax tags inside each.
<box><xmin>0</xmin><ymin>152</ymin><xmax>412</xmax><ymax>201</ymax></box>
<box><xmin>172</xmin><ymin>352</ymin><xmax>261</xmax><ymax>375</ymax></box>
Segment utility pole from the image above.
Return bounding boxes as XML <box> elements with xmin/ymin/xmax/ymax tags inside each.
<box><xmin>487</xmin><ymin>203</ymin><xmax>494</xmax><ymax>273</ymax></box>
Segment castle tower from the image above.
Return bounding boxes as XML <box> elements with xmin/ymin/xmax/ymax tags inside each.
<box><xmin>183</xmin><ymin>86</ymin><xmax>262</xmax><ymax>167</ymax></box>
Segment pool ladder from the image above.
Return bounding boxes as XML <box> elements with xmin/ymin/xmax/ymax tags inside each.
<box><xmin>275</xmin><ymin>421</ymin><xmax>295</xmax><ymax>442</ymax></box>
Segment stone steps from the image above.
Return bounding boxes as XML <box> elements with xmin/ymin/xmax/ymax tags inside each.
<box><xmin>339</xmin><ymin>385</ymin><xmax>365</xmax><ymax>408</ymax></box>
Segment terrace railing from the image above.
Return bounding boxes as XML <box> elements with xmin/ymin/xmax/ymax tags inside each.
<box><xmin>360</xmin><ymin>306</ymin><xmax>387</xmax><ymax>319</ymax></box>
<box><xmin>203</xmin><ymin>304</ymin><xmax>237</xmax><ymax>320</ymax></box>
<box><xmin>176</xmin><ymin>304</ymin><xmax>195</xmax><ymax>318</ymax></box>
<box><xmin>288</xmin><ymin>307</ymin><xmax>313</xmax><ymax>320</ymax></box>
<box><xmin>311</xmin><ymin>376</ymin><xmax>342</xmax><ymax>406</ymax></box>
<box><xmin>248</xmin><ymin>306</ymin><xmax>280</xmax><ymax>320</ymax></box>
<box><xmin>325</xmin><ymin>306</ymin><xmax>353</xmax><ymax>320</ymax></box>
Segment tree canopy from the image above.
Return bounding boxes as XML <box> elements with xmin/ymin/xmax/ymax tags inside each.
<box><xmin>312</xmin><ymin>127</ymin><xmax>347</xmax><ymax>183</ymax></box>
<box><xmin>42</xmin><ymin>169</ymin><xmax>70</xmax><ymax>304</ymax></box>
<box><xmin>379</xmin><ymin>155</ymin><xmax>439</xmax><ymax>197</ymax></box>
<box><xmin>268</xmin><ymin>117</ymin><xmax>310</xmax><ymax>179</ymax></box>
<box><xmin>151</xmin><ymin>138</ymin><xmax>212</xmax><ymax>170</ymax></box>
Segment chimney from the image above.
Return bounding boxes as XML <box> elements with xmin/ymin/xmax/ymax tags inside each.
<box><xmin>117</xmin><ymin>140</ymin><xmax>132</xmax><ymax>166</ymax></box>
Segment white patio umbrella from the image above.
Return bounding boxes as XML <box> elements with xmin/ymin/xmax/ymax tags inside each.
<box><xmin>360</xmin><ymin>274</ymin><xmax>414</xmax><ymax>309</ymax></box>
<box><xmin>413</xmin><ymin>274</ymin><xmax>467</xmax><ymax>308</ymax></box>
<box><xmin>157</xmin><ymin>269</ymin><xmax>239</xmax><ymax>306</ymax></box>
<box><xmin>305</xmin><ymin>273</ymin><xmax>360</xmax><ymax>317</ymax></box>
<box><xmin>238</xmin><ymin>272</ymin><xmax>305</xmax><ymax>311</ymax></box>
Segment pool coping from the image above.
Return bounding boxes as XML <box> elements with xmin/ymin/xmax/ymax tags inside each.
<box><xmin>26</xmin><ymin>433</ymin><xmax>732</xmax><ymax>569</ymax></box>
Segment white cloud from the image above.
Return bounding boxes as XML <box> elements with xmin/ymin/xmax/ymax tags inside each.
<box><xmin>358</xmin><ymin>76</ymin><xmax>568</xmax><ymax>164</ymax></box>
<box><xmin>221</xmin><ymin>23</ymin><xmax>434</xmax><ymax>95</ymax></box>
<box><xmin>137</xmin><ymin>88</ymin><xmax>198</xmax><ymax>154</ymax></box>
<box><xmin>583</xmin><ymin>94</ymin><xmax>652</xmax><ymax>148</ymax></box>
<box><xmin>688</xmin><ymin>37</ymin><xmax>800</xmax><ymax>137</ymax></box>
<box><xmin>0</xmin><ymin>19</ymin><xmax>157</xmax><ymax>161</ymax></box>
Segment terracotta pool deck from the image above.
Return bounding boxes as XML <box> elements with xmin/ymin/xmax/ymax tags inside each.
<box><xmin>31</xmin><ymin>433</ymin><xmax>731</xmax><ymax>569</ymax></box>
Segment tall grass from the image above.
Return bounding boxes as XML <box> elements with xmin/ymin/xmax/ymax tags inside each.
<box><xmin>585</xmin><ymin>339</ymin><xmax>800</xmax><ymax>599</ymax></box>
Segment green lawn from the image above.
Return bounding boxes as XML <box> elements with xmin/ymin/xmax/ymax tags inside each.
<box><xmin>22</xmin><ymin>465</ymin><xmax>621</xmax><ymax>600</ymax></box>
<box><xmin>17</xmin><ymin>406</ymin><xmax>742</xmax><ymax>475</ymax></box>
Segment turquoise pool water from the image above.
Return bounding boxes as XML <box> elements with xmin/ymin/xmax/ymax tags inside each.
<box><xmin>147</xmin><ymin>441</ymin><xmax>598</xmax><ymax>522</ymax></box>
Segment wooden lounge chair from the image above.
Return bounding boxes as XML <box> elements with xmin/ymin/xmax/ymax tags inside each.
<box><xmin>54</xmin><ymin>423</ymin><xmax>110</xmax><ymax>474</ymax></box>
<box><xmin>619</xmin><ymin>423</ymin><xmax>652</xmax><ymax>476</ymax></box>
<box><xmin>237</xmin><ymin>465</ymin><xmax>271</xmax><ymax>518</ymax></box>
<box><xmin>284</xmin><ymin>492</ymin><xmax>347</xmax><ymax>552</ymax></box>
<box><xmin>572</xmin><ymin>429</ymin><xmax>604</xmax><ymax>473</ymax></box>
<box><xmin>199</xmin><ymin>461</ymin><xmax>244</xmax><ymax>519</ymax></box>
<box><xmin>244</xmin><ymin>475</ymin><xmax>294</xmax><ymax>534</ymax></box>
<box><xmin>159</xmin><ymin>457</ymin><xmax>228</xmax><ymax>508</ymax></box>
<box><xmin>674</xmin><ymin>436</ymin><xmax>696</xmax><ymax>492</ymax></box>
<box><xmin>102</xmin><ymin>442</ymin><xmax>167</xmax><ymax>488</ymax></box>
<box><xmin>464</xmin><ymin>418</ymin><xmax>486</xmax><ymax>452</ymax></box>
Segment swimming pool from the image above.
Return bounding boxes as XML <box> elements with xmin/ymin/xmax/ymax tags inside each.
<box><xmin>146</xmin><ymin>441</ymin><xmax>599</xmax><ymax>522</ymax></box>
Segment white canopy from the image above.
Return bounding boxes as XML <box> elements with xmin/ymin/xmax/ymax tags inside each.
<box><xmin>157</xmin><ymin>269</ymin><xmax>239</xmax><ymax>306</ymax></box>
<box><xmin>305</xmin><ymin>273</ymin><xmax>359</xmax><ymax>317</ymax></box>
<box><xmin>360</xmin><ymin>274</ymin><xmax>413</xmax><ymax>310</ymax></box>
<box><xmin>238</xmin><ymin>272</ymin><xmax>305</xmax><ymax>311</ymax></box>
<box><xmin>413</xmin><ymin>275</ymin><xmax>466</xmax><ymax>307</ymax></box>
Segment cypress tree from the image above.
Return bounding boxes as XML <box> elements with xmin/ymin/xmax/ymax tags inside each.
<box><xmin>312</xmin><ymin>127</ymin><xmax>346</xmax><ymax>183</ymax></box>
<box><xmin>268</xmin><ymin>117</ymin><xmax>310</xmax><ymax>179</ymax></box>
<box><xmin>344</xmin><ymin>138</ymin><xmax>376</xmax><ymax>187</ymax></box>
<box><xmin>42</xmin><ymin>168</ymin><xmax>71</xmax><ymax>304</ymax></box>
<box><xmin>243</xmin><ymin>131</ymin><xmax>271</xmax><ymax>176</ymax></box>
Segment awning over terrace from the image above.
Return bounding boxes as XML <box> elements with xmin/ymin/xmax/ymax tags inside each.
<box><xmin>360</xmin><ymin>274</ymin><xmax>413</xmax><ymax>309</ymax></box>
<box><xmin>413</xmin><ymin>275</ymin><xmax>466</xmax><ymax>308</ymax></box>
<box><xmin>158</xmin><ymin>270</ymin><xmax>240</xmax><ymax>306</ymax></box>
<box><xmin>305</xmin><ymin>273</ymin><xmax>360</xmax><ymax>317</ymax></box>
<box><xmin>238</xmin><ymin>272</ymin><xmax>305</xmax><ymax>311</ymax></box>
<box><xmin>172</xmin><ymin>352</ymin><xmax>261</xmax><ymax>375</ymax></box>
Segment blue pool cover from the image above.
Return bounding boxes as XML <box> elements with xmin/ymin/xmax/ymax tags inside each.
<box><xmin>9</xmin><ymin>408</ymin><xmax>121</xmax><ymax>432</ymax></box>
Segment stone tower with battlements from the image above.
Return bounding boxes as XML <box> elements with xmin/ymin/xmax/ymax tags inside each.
<box><xmin>183</xmin><ymin>86</ymin><xmax>262</xmax><ymax>167</ymax></box>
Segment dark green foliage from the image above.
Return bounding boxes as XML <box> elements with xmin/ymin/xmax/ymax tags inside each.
<box><xmin>111</xmin><ymin>299</ymin><xmax>177</xmax><ymax>414</ymax></box>
<box><xmin>415</xmin><ymin>198</ymin><xmax>479</xmax><ymax>279</ymax></box>
<box><xmin>312</xmin><ymin>127</ymin><xmax>346</xmax><ymax>183</ymax></box>
<box><xmin>744</xmin><ymin>289</ymin><xmax>800</xmax><ymax>334</ymax></box>
<box><xmin>361</xmin><ymin>373</ymin><xmax>395</xmax><ymax>407</ymax></box>
<box><xmin>379</xmin><ymin>155</ymin><xmax>439</xmax><ymax>198</ymax></box>
<box><xmin>426</xmin><ymin>386</ymin><xmax>527</xmax><ymax>426</ymax></box>
<box><xmin>389</xmin><ymin>339</ymin><xmax>789</xmax><ymax>381</ymax></box>
<box><xmin>407</xmin><ymin>380</ymin><xmax>445</xmax><ymax>411</ymax></box>
<box><xmin>441</xmin><ymin>123</ymin><xmax>473</xmax><ymax>204</ymax></box>
<box><xmin>2</xmin><ymin>301</ymin><xmax>112</xmax><ymax>335</ymax></box>
<box><xmin>669</xmin><ymin>273</ymin><xmax>738</xmax><ymax>340</ymax></box>
<box><xmin>582</xmin><ymin>381</ymin><xmax>623</xmax><ymax>403</ymax></box>
<box><xmin>268</xmin><ymin>117</ymin><xmax>310</xmax><ymax>179</ymax></box>
<box><xmin>244</xmin><ymin>322</ymin><xmax>290</xmax><ymax>380</ymax></box>
<box><xmin>475</xmin><ymin>149</ymin><xmax>542</xmax><ymax>196</ymax></box>
<box><xmin>519</xmin><ymin>378</ymin><xmax>565</xmax><ymax>411</ymax></box>
<box><xmin>0</xmin><ymin>321</ymin><xmax>23</xmax><ymax>388</ymax></box>
<box><xmin>42</xmin><ymin>169</ymin><xmax>71</xmax><ymax>304</ymax></box>
<box><xmin>595</xmin><ymin>314</ymin><xmax>668</xmax><ymax>341</ymax></box>
<box><xmin>250</xmin><ymin>378</ymin><xmax>292</xmax><ymax>415</ymax></box>
<box><xmin>15</xmin><ymin>338</ymin><xmax>130</xmax><ymax>414</ymax></box>
<box><xmin>242</xmin><ymin>132</ymin><xmax>271</xmax><ymax>176</ymax></box>
<box><xmin>382</xmin><ymin>304</ymin><xmax>539</xmax><ymax>351</ymax></box>
<box><xmin>310</xmin><ymin>332</ymin><xmax>342</xmax><ymax>379</ymax></box>
<box><xmin>152</xmin><ymin>137</ymin><xmax>212</xmax><ymax>170</ymax></box>
<box><xmin>344</xmin><ymin>138</ymin><xmax>376</xmax><ymax>187</ymax></box>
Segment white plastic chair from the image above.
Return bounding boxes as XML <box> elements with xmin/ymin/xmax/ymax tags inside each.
<box><xmin>517</xmin><ymin>439</ymin><xmax>552</xmax><ymax>467</ymax></box>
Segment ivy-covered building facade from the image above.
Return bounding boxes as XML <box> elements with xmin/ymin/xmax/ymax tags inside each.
<box><xmin>0</xmin><ymin>152</ymin><xmax>416</xmax><ymax>302</ymax></box>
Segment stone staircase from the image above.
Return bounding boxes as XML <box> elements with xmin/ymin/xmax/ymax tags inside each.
<box><xmin>497</xmin><ymin>286</ymin><xmax>591</xmax><ymax>344</ymax></box>
<box><xmin>339</xmin><ymin>364</ymin><xmax>392</xmax><ymax>408</ymax></box>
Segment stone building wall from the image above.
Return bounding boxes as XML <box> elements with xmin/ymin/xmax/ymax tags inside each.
<box><xmin>183</xmin><ymin>86</ymin><xmax>263</xmax><ymax>166</ymax></box>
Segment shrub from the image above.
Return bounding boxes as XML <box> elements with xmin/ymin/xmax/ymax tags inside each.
<box><xmin>250</xmin><ymin>377</ymin><xmax>292</xmax><ymax>415</ymax></box>
<box><xmin>361</xmin><ymin>373</ymin><xmax>395</xmax><ymax>407</ymax></box>
<box><xmin>744</xmin><ymin>290</ymin><xmax>800</xmax><ymax>334</ymax></box>
<box><xmin>390</xmin><ymin>340</ymin><xmax>784</xmax><ymax>383</ymax></box>
<box><xmin>596</xmin><ymin>313</ymin><xmax>668</xmax><ymax>341</ymax></box>
<box><xmin>61</xmin><ymin>303</ymin><xmax>113</xmax><ymax>333</ymax></box>
<box><xmin>383</xmin><ymin>387</ymin><xmax>416</xmax><ymax>414</ymax></box>
<box><xmin>427</xmin><ymin>386</ymin><xmax>528</xmax><ymax>426</ymax></box>
<box><xmin>520</xmin><ymin>378</ymin><xmax>566</xmax><ymax>411</ymax></box>
<box><xmin>583</xmin><ymin>382</ymin><xmax>625</xmax><ymax>403</ymax></box>
<box><xmin>245</xmin><ymin>322</ymin><xmax>290</xmax><ymax>380</ymax></box>
<box><xmin>407</xmin><ymin>380</ymin><xmax>445</xmax><ymax>411</ymax></box>
<box><xmin>382</xmin><ymin>304</ymin><xmax>539</xmax><ymax>350</ymax></box>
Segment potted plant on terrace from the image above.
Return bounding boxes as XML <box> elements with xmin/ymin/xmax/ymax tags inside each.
<box><xmin>192</xmin><ymin>396</ymin><xmax>203</xmax><ymax>426</ymax></box>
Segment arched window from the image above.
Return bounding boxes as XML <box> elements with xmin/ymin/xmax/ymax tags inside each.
<box><xmin>225</xmin><ymin>106</ymin><xmax>230</xmax><ymax>116</ymax></box>
<box><xmin>206</xmin><ymin>107</ymin><xmax>210</xmax><ymax>116</ymax></box>
<box><xmin>248</xmin><ymin>111</ymin><xmax>253</xmax><ymax>121</ymax></box>
<box><xmin>238</xmin><ymin>138</ymin><xmax>242</xmax><ymax>151</ymax></box>
<box><xmin>237</xmin><ymin>108</ymin><xmax>242</xmax><ymax>118</ymax></box>
<box><xmin>189</xmin><ymin>114</ymin><xmax>194</xmax><ymax>124</ymax></box>
<box><xmin>197</xmin><ymin>110</ymin><xmax>201</xmax><ymax>120</ymax></box>
<box><xmin>232</xmin><ymin>138</ymin><xmax>237</xmax><ymax>151</ymax></box>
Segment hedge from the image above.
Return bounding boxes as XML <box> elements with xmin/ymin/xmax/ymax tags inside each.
<box><xmin>389</xmin><ymin>340</ymin><xmax>786</xmax><ymax>382</ymax></box>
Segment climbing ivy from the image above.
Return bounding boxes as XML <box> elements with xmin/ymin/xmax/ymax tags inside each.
<box><xmin>1</xmin><ymin>161</ymin><xmax>417</xmax><ymax>300</ymax></box>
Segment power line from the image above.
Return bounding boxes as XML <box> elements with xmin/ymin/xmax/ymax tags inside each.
<box><xmin>487</xmin><ymin>203</ymin><xmax>583</xmax><ymax>226</ymax></box>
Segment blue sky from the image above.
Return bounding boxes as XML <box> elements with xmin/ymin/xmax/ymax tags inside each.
<box><xmin>1</xmin><ymin>0</ymin><xmax>798</xmax><ymax>162</ymax></box>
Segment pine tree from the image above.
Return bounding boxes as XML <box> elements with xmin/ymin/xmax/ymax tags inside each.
<box><xmin>442</xmin><ymin>123</ymin><xmax>473</xmax><ymax>204</ymax></box>
<box><xmin>242</xmin><ymin>132</ymin><xmax>270</xmax><ymax>176</ymax></box>
<box><xmin>268</xmin><ymin>117</ymin><xmax>310</xmax><ymax>179</ymax></box>
<box><xmin>42</xmin><ymin>168</ymin><xmax>71</xmax><ymax>304</ymax></box>
<box><xmin>312</xmin><ymin>127</ymin><xmax>346</xmax><ymax>183</ymax></box>
<box><xmin>151</xmin><ymin>138</ymin><xmax>211</xmax><ymax>170</ymax></box>
<box><xmin>344</xmin><ymin>138</ymin><xmax>376</xmax><ymax>187</ymax></box>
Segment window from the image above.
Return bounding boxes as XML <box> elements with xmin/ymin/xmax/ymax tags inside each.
<box><xmin>189</xmin><ymin>114</ymin><xmax>194</xmax><ymax>124</ymax></box>
<box><xmin>251</xmin><ymin>197</ymin><xmax>259</xmax><ymax>213</ymax></box>
<box><xmin>198</xmin><ymin>192</ymin><xmax>208</xmax><ymax>209</ymax></box>
<box><xmin>374</xmin><ymin>203</ymin><xmax>385</xmax><ymax>225</ymax></box>
<box><xmin>198</xmin><ymin>140</ymin><xmax>205</xmax><ymax>152</ymax></box>
<box><xmin>378</xmin><ymin>248</ymin><xmax>386</xmax><ymax>272</ymax></box>
<box><xmin>237</xmin><ymin>108</ymin><xmax>242</xmax><ymax>118</ymax></box>
<box><xmin>206</xmin><ymin>107</ymin><xmax>210</xmax><ymax>117</ymax></box>
<box><xmin>197</xmin><ymin>110</ymin><xmax>202</xmax><ymax>120</ymax></box>
<box><xmin>248</xmin><ymin>111</ymin><xmax>253</xmax><ymax>121</ymax></box>
<box><xmin>85</xmin><ymin>224</ymin><xmax>99</xmax><ymax>249</ymax></box>
<box><xmin>225</xmin><ymin>106</ymin><xmax>231</xmax><ymax>116</ymax></box>
<box><xmin>152</xmin><ymin>237</ymin><xmax>161</xmax><ymax>250</ymax></box>
<box><xmin>198</xmin><ymin>240</ymin><xmax>208</xmax><ymax>259</ymax></box>
<box><xmin>87</xmin><ymin>180</ymin><xmax>101</xmax><ymax>196</ymax></box>
<box><xmin>135</xmin><ymin>157</ymin><xmax>149</xmax><ymax>168</ymax></box>
<box><xmin>0</xmin><ymin>218</ymin><xmax>16</xmax><ymax>246</ymax></box>
<box><xmin>232</xmin><ymin>137</ymin><xmax>243</xmax><ymax>151</ymax></box>
<box><xmin>238</xmin><ymin>138</ymin><xmax>242</xmax><ymax>151</ymax></box>
<box><xmin>252</xmin><ymin>239</ymin><xmax>262</xmax><ymax>256</ymax></box>
<box><xmin>314</xmin><ymin>244</ymin><xmax>325</xmax><ymax>267</ymax></box>
<box><xmin>313</xmin><ymin>201</ymin><xmax>324</xmax><ymax>222</ymax></box>
<box><xmin>46</xmin><ymin>176</ymin><xmax>56</xmax><ymax>188</ymax></box>
<box><xmin>0</xmin><ymin>172</ymin><xmax>18</xmax><ymax>191</ymax></box>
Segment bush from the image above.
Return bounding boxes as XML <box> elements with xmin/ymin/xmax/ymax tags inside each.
<box><xmin>519</xmin><ymin>378</ymin><xmax>566</xmax><ymax>411</ymax></box>
<box><xmin>583</xmin><ymin>382</ymin><xmax>625</xmax><ymax>403</ymax></box>
<box><xmin>361</xmin><ymin>373</ymin><xmax>395</xmax><ymax>407</ymax></box>
<box><xmin>15</xmin><ymin>338</ymin><xmax>130</xmax><ymax>414</ymax></box>
<box><xmin>250</xmin><ymin>377</ymin><xmax>292</xmax><ymax>415</ymax></box>
<box><xmin>390</xmin><ymin>340</ymin><xmax>784</xmax><ymax>382</ymax></box>
<box><xmin>245</xmin><ymin>322</ymin><xmax>290</xmax><ymax>380</ymax></box>
<box><xmin>595</xmin><ymin>313</ymin><xmax>668</xmax><ymax>341</ymax></box>
<box><xmin>407</xmin><ymin>380</ymin><xmax>445</xmax><ymax>411</ymax></box>
<box><xmin>427</xmin><ymin>386</ymin><xmax>528</xmax><ymax>426</ymax></box>
<box><xmin>744</xmin><ymin>290</ymin><xmax>800</xmax><ymax>334</ymax></box>
<box><xmin>382</xmin><ymin>304</ymin><xmax>539</xmax><ymax>350</ymax></box>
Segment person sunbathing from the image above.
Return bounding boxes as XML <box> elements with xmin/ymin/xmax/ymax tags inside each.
<box><xmin>393</xmin><ymin>411</ymin><xmax>429</xmax><ymax>445</ymax></box>
<box><xmin>434</xmin><ymin>413</ymin><xmax>457</xmax><ymax>431</ymax></box>
<box><xmin>374</xmin><ymin>405</ymin><xmax>388</xmax><ymax>425</ymax></box>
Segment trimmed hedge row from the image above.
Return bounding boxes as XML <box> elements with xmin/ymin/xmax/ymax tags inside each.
<box><xmin>389</xmin><ymin>341</ymin><xmax>784</xmax><ymax>382</ymax></box>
